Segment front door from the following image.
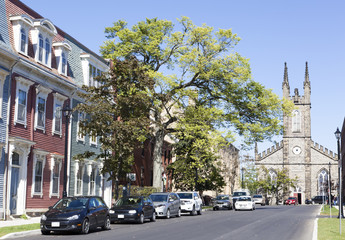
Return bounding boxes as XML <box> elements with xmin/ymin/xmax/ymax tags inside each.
<box><xmin>10</xmin><ymin>167</ymin><xmax>20</xmax><ymax>215</ymax></box>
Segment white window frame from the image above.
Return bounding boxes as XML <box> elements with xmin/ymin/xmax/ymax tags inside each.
<box><xmin>49</xmin><ymin>155</ymin><xmax>62</xmax><ymax>198</ymax></box>
<box><xmin>52</xmin><ymin>93</ymin><xmax>68</xmax><ymax>136</ymax></box>
<box><xmin>45</xmin><ymin>38</ymin><xmax>51</xmax><ymax>66</ymax></box>
<box><xmin>77</xmin><ymin>111</ymin><xmax>85</xmax><ymax>142</ymax></box>
<box><xmin>75</xmin><ymin>161</ymin><xmax>84</xmax><ymax>196</ymax></box>
<box><xmin>90</xmin><ymin>132</ymin><xmax>97</xmax><ymax>146</ymax></box>
<box><xmin>53</xmin><ymin>42</ymin><xmax>71</xmax><ymax>76</ymax></box>
<box><xmin>31</xmin><ymin>151</ymin><xmax>48</xmax><ymax>197</ymax></box>
<box><xmin>9</xmin><ymin>15</ymin><xmax>34</xmax><ymax>56</ymax></box>
<box><xmin>14</xmin><ymin>77</ymin><xmax>34</xmax><ymax>127</ymax></box>
<box><xmin>89</xmin><ymin>166</ymin><xmax>96</xmax><ymax>196</ymax></box>
<box><xmin>34</xmin><ymin>85</ymin><xmax>51</xmax><ymax>132</ymax></box>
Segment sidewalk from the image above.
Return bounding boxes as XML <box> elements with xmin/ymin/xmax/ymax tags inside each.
<box><xmin>0</xmin><ymin>217</ymin><xmax>41</xmax><ymax>239</ymax></box>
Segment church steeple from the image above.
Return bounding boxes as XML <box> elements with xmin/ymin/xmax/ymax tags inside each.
<box><xmin>282</xmin><ymin>62</ymin><xmax>290</xmax><ymax>98</ymax></box>
<box><xmin>303</xmin><ymin>61</ymin><xmax>311</xmax><ymax>103</ymax></box>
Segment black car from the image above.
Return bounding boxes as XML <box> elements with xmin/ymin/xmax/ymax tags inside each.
<box><xmin>110</xmin><ymin>196</ymin><xmax>156</xmax><ymax>224</ymax></box>
<box><xmin>40</xmin><ymin>196</ymin><xmax>111</xmax><ymax>235</ymax></box>
<box><xmin>312</xmin><ymin>195</ymin><xmax>328</xmax><ymax>204</ymax></box>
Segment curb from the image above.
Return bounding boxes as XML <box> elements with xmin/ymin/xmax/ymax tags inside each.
<box><xmin>312</xmin><ymin>205</ymin><xmax>322</xmax><ymax>240</ymax></box>
<box><xmin>0</xmin><ymin>229</ymin><xmax>40</xmax><ymax>239</ymax></box>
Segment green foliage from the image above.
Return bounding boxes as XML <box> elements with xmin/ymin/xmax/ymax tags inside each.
<box><xmin>241</xmin><ymin>165</ymin><xmax>260</xmax><ymax>195</ymax></box>
<box><xmin>0</xmin><ymin>223</ymin><xmax>40</xmax><ymax>237</ymax></box>
<box><xmin>257</xmin><ymin>167</ymin><xmax>298</xmax><ymax>205</ymax></box>
<box><xmin>101</xmin><ymin>17</ymin><xmax>294</xmax><ymax>187</ymax></box>
<box><xmin>168</xmin><ymin>104</ymin><xmax>226</xmax><ymax>192</ymax></box>
<box><xmin>115</xmin><ymin>185</ymin><xmax>160</xmax><ymax>200</ymax></box>
<box><xmin>76</xmin><ymin>57</ymin><xmax>154</xmax><ymax>185</ymax></box>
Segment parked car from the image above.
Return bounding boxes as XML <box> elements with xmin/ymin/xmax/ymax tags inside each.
<box><xmin>40</xmin><ymin>196</ymin><xmax>111</xmax><ymax>235</ymax></box>
<box><xmin>305</xmin><ymin>198</ymin><xmax>313</xmax><ymax>204</ymax></box>
<box><xmin>252</xmin><ymin>194</ymin><xmax>265</xmax><ymax>206</ymax></box>
<box><xmin>284</xmin><ymin>197</ymin><xmax>298</xmax><ymax>205</ymax></box>
<box><xmin>149</xmin><ymin>192</ymin><xmax>181</xmax><ymax>219</ymax></box>
<box><xmin>213</xmin><ymin>194</ymin><xmax>232</xmax><ymax>210</ymax></box>
<box><xmin>311</xmin><ymin>195</ymin><xmax>328</xmax><ymax>204</ymax></box>
<box><xmin>234</xmin><ymin>196</ymin><xmax>255</xmax><ymax>211</ymax></box>
<box><xmin>109</xmin><ymin>196</ymin><xmax>155</xmax><ymax>224</ymax></box>
<box><xmin>177</xmin><ymin>192</ymin><xmax>203</xmax><ymax>215</ymax></box>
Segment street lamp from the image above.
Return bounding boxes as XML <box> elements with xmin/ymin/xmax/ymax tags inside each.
<box><xmin>335</xmin><ymin>127</ymin><xmax>344</xmax><ymax>221</ymax></box>
<box><xmin>62</xmin><ymin>105</ymin><xmax>72</xmax><ymax>198</ymax></box>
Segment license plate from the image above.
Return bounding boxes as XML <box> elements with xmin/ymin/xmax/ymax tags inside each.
<box><xmin>118</xmin><ymin>215</ymin><xmax>124</xmax><ymax>218</ymax></box>
<box><xmin>51</xmin><ymin>222</ymin><xmax>60</xmax><ymax>227</ymax></box>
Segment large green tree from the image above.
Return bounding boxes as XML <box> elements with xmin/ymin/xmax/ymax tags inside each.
<box><xmin>101</xmin><ymin>17</ymin><xmax>293</xmax><ymax>188</ymax></box>
<box><xmin>168</xmin><ymin>102</ymin><xmax>226</xmax><ymax>192</ymax></box>
<box><xmin>76</xmin><ymin>57</ymin><xmax>154</xmax><ymax>199</ymax></box>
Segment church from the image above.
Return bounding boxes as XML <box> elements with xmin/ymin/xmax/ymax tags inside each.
<box><xmin>255</xmin><ymin>62</ymin><xmax>338</xmax><ymax>204</ymax></box>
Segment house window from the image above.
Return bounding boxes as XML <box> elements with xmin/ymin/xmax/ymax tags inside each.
<box><xmin>268</xmin><ymin>170</ymin><xmax>277</xmax><ymax>185</ymax></box>
<box><xmin>36</xmin><ymin>97</ymin><xmax>45</xmax><ymax>128</ymax></box>
<box><xmin>20</xmin><ymin>28</ymin><xmax>26</xmax><ymax>53</ymax></box>
<box><xmin>90</xmin><ymin>132</ymin><xmax>97</xmax><ymax>146</ymax></box>
<box><xmin>62</xmin><ymin>53</ymin><xmax>66</xmax><ymax>75</ymax></box>
<box><xmin>45</xmin><ymin>38</ymin><xmax>50</xmax><ymax>65</ymax></box>
<box><xmin>89</xmin><ymin>168</ymin><xmax>96</xmax><ymax>195</ymax></box>
<box><xmin>51</xmin><ymin>159</ymin><xmax>61</xmax><ymax>196</ymax></box>
<box><xmin>54</xmin><ymin>103</ymin><xmax>62</xmax><ymax>133</ymax></box>
<box><xmin>17</xmin><ymin>90</ymin><xmax>26</xmax><ymax>122</ymax></box>
<box><xmin>32</xmin><ymin>153</ymin><xmax>47</xmax><ymax>195</ymax></box>
<box><xmin>76</xmin><ymin>164</ymin><xmax>83</xmax><ymax>195</ymax></box>
<box><xmin>38</xmin><ymin>34</ymin><xmax>44</xmax><ymax>62</ymax></box>
<box><xmin>0</xmin><ymin>75</ymin><xmax>5</xmax><ymax>118</ymax></box>
<box><xmin>77</xmin><ymin>112</ymin><xmax>85</xmax><ymax>142</ymax></box>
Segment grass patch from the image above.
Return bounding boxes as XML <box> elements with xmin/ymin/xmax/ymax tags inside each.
<box><xmin>318</xmin><ymin>218</ymin><xmax>345</xmax><ymax>240</ymax></box>
<box><xmin>0</xmin><ymin>223</ymin><xmax>40</xmax><ymax>238</ymax></box>
<box><xmin>320</xmin><ymin>205</ymin><xmax>339</xmax><ymax>216</ymax></box>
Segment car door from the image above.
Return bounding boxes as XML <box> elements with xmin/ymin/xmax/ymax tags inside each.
<box><xmin>95</xmin><ymin>197</ymin><xmax>108</xmax><ymax>226</ymax></box>
<box><xmin>88</xmin><ymin>198</ymin><xmax>99</xmax><ymax>228</ymax></box>
<box><xmin>194</xmin><ymin>193</ymin><xmax>201</xmax><ymax>210</ymax></box>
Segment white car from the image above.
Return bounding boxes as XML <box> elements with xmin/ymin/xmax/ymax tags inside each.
<box><xmin>252</xmin><ymin>194</ymin><xmax>265</xmax><ymax>206</ymax></box>
<box><xmin>177</xmin><ymin>192</ymin><xmax>203</xmax><ymax>215</ymax></box>
<box><xmin>234</xmin><ymin>196</ymin><xmax>255</xmax><ymax>211</ymax></box>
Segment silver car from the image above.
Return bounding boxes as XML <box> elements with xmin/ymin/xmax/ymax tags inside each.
<box><xmin>149</xmin><ymin>192</ymin><xmax>181</xmax><ymax>219</ymax></box>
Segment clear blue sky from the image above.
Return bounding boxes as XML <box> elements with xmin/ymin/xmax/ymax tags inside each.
<box><xmin>21</xmin><ymin>0</ymin><xmax>345</xmax><ymax>155</ymax></box>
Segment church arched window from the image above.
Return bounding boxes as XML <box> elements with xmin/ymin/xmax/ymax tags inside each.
<box><xmin>269</xmin><ymin>169</ymin><xmax>277</xmax><ymax>185</ymax></box>
<box><xmin>318</xmin><ymin>170</ymin><xmax>328</xmax><ymax>196</ymax></box>
<box><xmin>292</xmin><ymin>110</ymin><xmax>301</xmax><ymax>133</ymax></box>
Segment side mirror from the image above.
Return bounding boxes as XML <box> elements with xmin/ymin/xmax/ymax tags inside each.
<box><xmin>48</xmin><ymin>206</ymin><xmax>53</xmax><ymax>210</ymax></box>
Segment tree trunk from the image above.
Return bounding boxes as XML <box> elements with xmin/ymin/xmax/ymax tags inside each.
<box><xmin>152</xmin><ymin>129</ymin><xmax>164</xmax><ymax>189</ymax></box>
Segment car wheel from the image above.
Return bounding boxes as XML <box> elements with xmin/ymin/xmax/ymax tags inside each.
<box><xmin>102</xmin><ymin>215</ymin><xmax>111</xmax><ymax>230</ymax></box>
<box><xmin>197</xmin><ymin>206</ymin><xmax>202</xmax><ymax>215</ymax></box>
<box><xmin>138</xmin><ymin>212</ymin><xmax>144</xmax><ymax>224</ymax></box>
<box><xmin>166</xmin><ymin>209</ymin><xmax>171</xmax><ymax>219</ymax></box>
<box><xmin>213</xmin><ymin>207</ymin><xmax>217</xmax><ymax>211</ymax></box>
<box><xmin>261</xmin><ymin>203</ymin><xmax>265</xmax><ymax>206</ymax></box>
<box><xmin>41</xmin><ymin>230</ymin><xmax>50</xmax><ymax>235</ymax></box>
<box><xmin>176</xmin><ymin>208</ymin><xmax>181</xmax><ymax>217</ymax></box>
<box><xmin>150</xmin><ymin>211</ymin><xmax>156</xmax><ymax>222</ymax></box>
<box><xmin>191</xmin><ymin>205</ymin><xmax>196</xmax><ymax>216</ymax></box>
<box><xmin>81</xmin><ymin>218</ymin><xmax>90</xmax><ymax>234</ymax></box>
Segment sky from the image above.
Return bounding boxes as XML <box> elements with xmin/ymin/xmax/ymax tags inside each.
<box><xmin>21</xmin><ymin>0</ymin><xmax>345</xmax><ymax>157</ymax></box>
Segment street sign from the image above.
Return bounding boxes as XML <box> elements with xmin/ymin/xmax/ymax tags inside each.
<box><xmin>126</xmin><ymin>173</ymin><xmax>136</xmax><ymax>182</ymax></box>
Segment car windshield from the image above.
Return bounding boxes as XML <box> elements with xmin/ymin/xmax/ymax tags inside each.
<box><xmin>253</xmin><ymin>195</ymin><xmax>262</xmax><ymax>198</ymax></box>
<box><xmin>216</xmin><ymin>195</ymin><xmax>229</xmax><ymax>200</ymax></box>
<box><xmin>150</xmin><ymin>194</ymin><xmax>168</xmax><ymax>202</ymax></box>
<box><xmin>115</xmin><ymin>197</ymin><xmax>142</xmax><ymax>206</ymax></box>
<box><xmin>53</xmin><ymin>197</ymin><xmax>88</xmax><ymax>210</ymax></box>
<box><xmin>233</xmin><ymin>192</ymin><xmax>246</xmax><ymax>197</ymax></box>
<box><xmin>177</xmin><ymin>193</ymin><xmax>193</xmax><ymax>199</ymax></box>
<box><xmin>238</xmin><ymin>197</ymin><xmax>251</xmax><ymax>201</ymax></box>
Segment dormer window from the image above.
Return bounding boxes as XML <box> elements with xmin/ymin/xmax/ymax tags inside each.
<box><xmin>32</xmin><ymin>19</ymin><xmax>57</xmax><ymax>67</ymax></box>
<box><xmin>53</xmin><ymin>42</ymin><xmax>72</xmax><ymax>76</ymax></box>
<box><xmin>10</xmin><ymin>15</ymin><xmax>34</xmax><ymax>55</ymax></box>
<box><xmin>80</xmin><ymin>53</ymin><xmax>109</xmax><ymax>87</ymax></box>
<box><xmin>38</xmin><ymin>34</ymin><xmax>44</xmax><ymax>62</ymax></box>
<box><xmin>20</xmin><ymin>28</ymin><xmax>27</xmax><ymax>53</ymax></box>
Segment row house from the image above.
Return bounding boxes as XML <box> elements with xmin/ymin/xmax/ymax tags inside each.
<box><xmin>0</xmin><ymin>0</ymin><xmax>112</xmax><ymax>219</ymax></box>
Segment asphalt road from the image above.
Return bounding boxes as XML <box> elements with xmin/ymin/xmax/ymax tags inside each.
<box><xmin>19</xmin><ymin>205</ymin><xmax>321</xmax><ymax>240</ymax></box>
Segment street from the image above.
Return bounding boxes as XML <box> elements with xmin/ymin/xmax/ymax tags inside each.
<box><xmin>18</xmin><ymin>205</ymin><xmax>320</xmax><ymax>240</ymax></box>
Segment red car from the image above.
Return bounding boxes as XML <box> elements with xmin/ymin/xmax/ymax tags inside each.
<box><xmin>285</xmin><ymin>197</ymin><xmax>298</xmax><ymax>205</ymax></box>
